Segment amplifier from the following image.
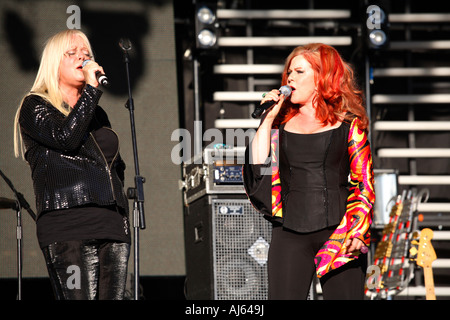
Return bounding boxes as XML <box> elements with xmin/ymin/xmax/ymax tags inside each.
<box><xmin>180</xmin><ymin>146</ymin><xmax>246</xmax><ymax>205</ymax></box>
<box><xmin>183</xmin><ymin>196</ymin><xmax>271</xmax><ymax>300</ymax></box>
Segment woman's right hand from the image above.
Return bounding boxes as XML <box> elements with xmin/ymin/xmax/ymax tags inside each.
<box><xmin>82</xmin><ymin>60</ymin><xmax>105</xmax><ymax>88</ymax></box>
<box><xmin>260</xmin><ymin>89</ymin><xmax>285</xmax><ymax>123</ymax></box>
<box><xmin>250</xmin><ymin>89</ymin><xmax>286</xmax><ymax>164</ymax></box>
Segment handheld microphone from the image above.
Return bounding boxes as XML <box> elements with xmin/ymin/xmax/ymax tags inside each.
<box><xmin>251</xmin><ymin>85</ymin><xmax>292</xmax><ymax>119</ymax></box>
<box><xmin>82</xmin><ymin>59</ymin><xmax>110</xmax><ymax>87</ymax></box>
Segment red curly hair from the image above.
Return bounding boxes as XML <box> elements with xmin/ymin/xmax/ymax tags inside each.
<box><xmin>275</xmin><ymin>43</ymin><xmax>369</xmax><ymax>132</ymax></box>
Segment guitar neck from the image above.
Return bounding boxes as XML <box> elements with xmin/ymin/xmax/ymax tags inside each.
<box><xmin>423</xmin><ymin>266</ymin><xmax>436</xmax><ymax>300</ymax></box>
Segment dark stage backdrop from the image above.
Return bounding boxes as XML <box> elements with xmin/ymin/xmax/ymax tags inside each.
<box><xmin>0</xmin><ymin>0</ymin><xmax>184</xmax><ymax>278</ymax></box>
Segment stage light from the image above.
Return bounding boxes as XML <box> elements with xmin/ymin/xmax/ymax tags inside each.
<box><xmin>369</xmin><ymin>29</ymin><xmax>387</xmax><ymax>47</ymax></box>
<box><xmin>197</xmin><ymin>6</ymin><xmax>215</xmax><ymax>25</ymax></box>
<box><xmin>195</xmin><ymin>3</ymin><xmax>219</xmax><ymax>50</ymax></box>
<box><xmin>197</xmin><ymin>29</ymin><xmax>217</xmax><ymax>48</ymax></box>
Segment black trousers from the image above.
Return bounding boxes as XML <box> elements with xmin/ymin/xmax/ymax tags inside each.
<box><xmin>268</xmin><ymin>225</ymin><xmax>367</xmax><ymax>300</ymax></box>
<box><xmin>41</xmin><ymin>239</ymin><xmax>130</xmax><ymax>300</ymax></box>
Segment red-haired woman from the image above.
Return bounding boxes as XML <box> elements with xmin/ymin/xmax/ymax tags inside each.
<box><xmin>243</xmin><ymin>43</ymin><xmax>375</xmax><ymax>300</ymax></box>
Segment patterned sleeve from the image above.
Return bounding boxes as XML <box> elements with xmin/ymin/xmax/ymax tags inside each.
<box><xmin>346</xmin><ymin>118</ymin><xmax>375</xmax><ymax>244</ymax></box>
<box><xmin>314</xmin><ymin>118</ymin><xmax>375</xmax><ymax>278</ymax></box>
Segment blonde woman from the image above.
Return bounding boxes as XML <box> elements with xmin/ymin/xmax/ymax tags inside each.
<box><xmin>14</xmin><ymin>30</ymin><xmax>130</xmax><ymax>300</ymax></box>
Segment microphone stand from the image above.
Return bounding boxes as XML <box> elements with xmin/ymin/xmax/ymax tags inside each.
<box><xmin>119</xmin><ymin>38</ymin><xmax>146</xmax><ymax>300</ymax></box>
<box><xmin>0</xmin><ymin>168</ymin><xmax>37</xmax><ymax>300</ymax></box>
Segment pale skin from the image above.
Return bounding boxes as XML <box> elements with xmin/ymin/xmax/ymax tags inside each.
<box><xmin>251</xmin><ymin>54</ymin><xmax>364</xmax><ymax>253</ymax></box>
<box><xmin>59</xmin><ymin>35</ymin><xmax>105</xmax><ymax>108</ymax></box>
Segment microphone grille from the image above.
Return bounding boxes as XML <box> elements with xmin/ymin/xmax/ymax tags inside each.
<box><xmin>81</xmin><ymin>59</ymin><xmax>91</xmax><ymax>68</ymax></box>
<box><xmin>279</xmin><ymin>85</ymin><xmax>292</xmax><ymax>97</ymax></box>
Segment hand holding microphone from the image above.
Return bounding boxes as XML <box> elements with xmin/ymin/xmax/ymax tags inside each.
<box><xmin>252</xmin><ymin>85</ymin><xmax>292</xmax><ymax>119</ymax></box>
<box><xmin>82</xmin><ymin>59</ymin><xmax>110</xmax><ymax>87</ymax></box>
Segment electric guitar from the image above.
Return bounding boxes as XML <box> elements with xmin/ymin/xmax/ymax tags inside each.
<box><xmin>411</xmin><ymin>228</ymin><xmax>437</xmax><ymax>300</ymax></box>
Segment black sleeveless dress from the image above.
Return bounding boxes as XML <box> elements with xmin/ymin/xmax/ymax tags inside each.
<box><xmin>243</xmin><ymin>121</ymin><xmax>351</xmax><ymax>233</ymax></box>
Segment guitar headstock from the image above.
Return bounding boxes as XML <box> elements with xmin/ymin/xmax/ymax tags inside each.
<box><xmin>414</xmin><ymin>228</ymin><xmax>437</xmax><ymax>268</ymax></box>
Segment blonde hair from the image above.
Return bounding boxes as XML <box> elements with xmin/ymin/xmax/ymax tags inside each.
<box><xmin>14</xmin><ymin>30</ymin><xmax>94</xmax><ymax>159</ymax></box>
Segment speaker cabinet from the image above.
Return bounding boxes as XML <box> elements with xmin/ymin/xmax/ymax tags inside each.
<box><xmin>184</xmin><ymin>195</ymin><xmax>272</xmax><ymax>300</ymax></box>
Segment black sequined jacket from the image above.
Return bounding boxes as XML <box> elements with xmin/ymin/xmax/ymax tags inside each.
<box><xmin>19</xmin><ymin>85</ymin><xmax>129</xmax><ymax>218</ymax></box>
